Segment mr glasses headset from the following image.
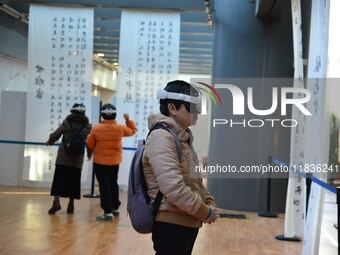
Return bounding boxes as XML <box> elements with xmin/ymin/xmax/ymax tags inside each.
<box><xmin>156</xmin><ymin>84</ymin><xmax>202</xmax><ymax>114</ymax></box>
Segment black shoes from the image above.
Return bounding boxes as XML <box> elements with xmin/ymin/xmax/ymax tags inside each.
<box><xmin>48</xmin><ymin>200</ymin><xmax>61</xmax><ymax>214</ymax></box>
<box><xmin>67</xmin><ymin>201</ymin><xmax>74</xmax><ymax>214</ymax></box>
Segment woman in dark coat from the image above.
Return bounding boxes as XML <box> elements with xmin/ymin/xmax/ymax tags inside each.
<box><xmin>46</xmin><ymin>103</ymin><xmax>92</xmax><ymax>214</ymax></box>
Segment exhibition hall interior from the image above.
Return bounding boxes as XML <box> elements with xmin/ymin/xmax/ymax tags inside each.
<box><xmin>0</xmin><ymin>0</ymin><xmax>339</xmax><ymax>254</ymax></box>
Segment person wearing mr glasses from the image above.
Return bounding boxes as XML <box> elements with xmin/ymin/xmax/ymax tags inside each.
<box><xmin>86</xmin><ymin>104</ymin><xmax>136</xmax><ymax>221</ymax></box>
<box><xmin>142</xmin><ymin>80</ymin><xmax>219</xmax><ymax>255</ymax></box>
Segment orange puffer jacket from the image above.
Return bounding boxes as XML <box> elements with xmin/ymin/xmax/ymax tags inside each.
<box><xmin>86</xmin><ymin>119</ymin><xmax>136</xmax><ymax>165</ymax></box>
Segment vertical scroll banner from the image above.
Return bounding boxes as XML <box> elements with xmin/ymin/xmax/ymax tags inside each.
<box><xmin>25</xmin><ymin>5</ymin><xmax>93</xmax><ymax>182</ymax></box>
<box><xmin>117</xmin><ymin>10</ymin><xmax>180</xmax><ymax>186</ymax></box>
<box><xmin>302</xmin><ymin>0</ymin><xmax>330</xmax><ymax>254</ymax></box>
<box><xmin>117</xmin><ymin>10</ymin><xmax>180</xmax><ymax>144</ymax></box>
<box><xmin>282</xmin><ymin>0</ymin><xmax>306</xmax><ymax>240</ymax></box>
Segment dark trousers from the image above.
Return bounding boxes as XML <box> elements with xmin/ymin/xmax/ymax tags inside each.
<box><xmin>94</xmin><ymin>163</ymin><xmax>121</xmax><ymax>214</ymax></box>
<box><xmin>152</xmin><ymin>221</ymin><xmax>199</xmax><ymax>255</ymax></box>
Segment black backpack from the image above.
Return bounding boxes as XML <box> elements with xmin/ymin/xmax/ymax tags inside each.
<box><xmin>63</xmin><ymin>120</ymin><xmax>86</xmax><ymax>155</ymax></box>
<box><xmin>127</xmin><ymin>124</ymin><xmax>182</xmax><ymax>234</ymax></box>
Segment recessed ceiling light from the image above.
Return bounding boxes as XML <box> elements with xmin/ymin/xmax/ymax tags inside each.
<box><xmin>97</xmin><ymin>53</ymin><xmax>105</xmax><ymax>57</ymax></box>
<box><xmin>113</xmin><ymin>63</ymin><xmax>118</xmax><ymax>65</ymax></box>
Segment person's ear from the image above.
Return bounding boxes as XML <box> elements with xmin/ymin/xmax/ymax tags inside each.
<box><xmin>167</xmin><ymin>103</ymin><xmax>177</xmax><ymax>116</ymax></box>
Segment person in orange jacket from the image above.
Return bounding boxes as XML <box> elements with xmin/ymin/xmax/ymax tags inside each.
<box><xmin>86</xmin><ymin>103</ymin><xmax>136</xmax><ymax>221</ymax></box>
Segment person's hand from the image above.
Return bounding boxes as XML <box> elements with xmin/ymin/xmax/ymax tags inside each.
<box><xmin>124</xmin><ymin>114</ymin><xmax>130</xmax><ymax>121</ymax></box>
<box><xmin>203</xmin><ymin>207</ymin><xmax>219</xmax><ymax>224</ymax></box>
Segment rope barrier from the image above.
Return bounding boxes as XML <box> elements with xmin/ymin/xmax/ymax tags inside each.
<box><xmin>0</xmin><ymin>139</ymin><xmax>137</xmax><ymax>199</ymax></box>
<box><xmin>0</xmin><ymin>139</ymin><xmax>59</xmax><ymax>146</ymax></box>
<box><xmin>271</xmin><ymin>156</ymin><xmax>336</xmax><ymax>194</ymax></box>
<box><xmin>272</xmin><ymin>156</ymin><xmax>339</xmax><ymax>252</ymax></box>
<box><xmin>0</xmin><ymin>139</ymin><xmax>137</xmax><ymax>151</ymax></box>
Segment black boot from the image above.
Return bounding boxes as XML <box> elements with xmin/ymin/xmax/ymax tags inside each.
<box><xmin>67</xmin><ymin>199</ymin><xmax>74</xmax><ymax>214</ymax></box>
<box><xmin>48</xmin><ymin>200</ymin><xmax>61</xmax><ymax>214</ymax></box>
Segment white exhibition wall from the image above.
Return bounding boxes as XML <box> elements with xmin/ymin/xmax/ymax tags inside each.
<box><xmin>0</xmin><ymin>90</ymin><xmax>100</xmax><ymax>188</ymax></box>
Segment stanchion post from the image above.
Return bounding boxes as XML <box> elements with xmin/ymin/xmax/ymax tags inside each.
<box><xmin>305</xmin><ymin>173</ymin><xmax>312</xmax><ymax>218</ymax></box>
<box><xmin>83</xmin><ymin>164</ymin><xmax>100</xmax><ymax>198</ymax></box>
<box><xmin>258</xmin><ymin>156</ymin><xmax>278</xmax><ymax>218</ymax></box>
<box><xmin>275</xmin><ymin>156</ymin><xmax>300</xmax><ymax>241</ymax></box>
<box><xmin>84</xmin><ymin>104</ymin><xmax>102</xmax><ymax>198</ymax></box>
<box><xmin>337</xmin><ymin>187</ymin><xmax>340</xmax><ymax>255</ymax></box>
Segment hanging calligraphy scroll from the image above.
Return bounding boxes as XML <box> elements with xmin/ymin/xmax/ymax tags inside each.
<box><xmin>302</xmin><ymin>0</ymin><xmax>330</xmax><ymax>254</ymax></box>
<box><xmin>116</xmin><ymin>10</ymin><xmax>180</xmax><ymax>186</ymax></box>
<box><xmin>281</xmin><ymin>0</ymin><xmax>306</xmax><ymax>240</ymax></box>
<box><xmin>25</xmin><ymin>5</ymin><xmax>93</xmax><ymax>182</ymax></box>
<box><xmin>117</xmin><ymin>10</ymin><xmax>180</xmax><ymax>144</ymax></box>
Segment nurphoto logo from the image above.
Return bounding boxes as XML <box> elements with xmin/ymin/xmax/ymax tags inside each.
<box><xmin>195</xmin><ymin>82</ymin><xmax>312</xmax><ymax>128</ymax></box>
<box><xmin>195</xmin><ymin>82</ymin><xmax>223</xmax><ymax>115</ymax></box>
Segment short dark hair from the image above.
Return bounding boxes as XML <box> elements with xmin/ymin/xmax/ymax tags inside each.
<box><xmin>159</xmin><ymin>80</ymin><xmax>198</xmax><ymax>116</ymax></box>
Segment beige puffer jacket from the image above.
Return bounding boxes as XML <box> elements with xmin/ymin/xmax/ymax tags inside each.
<box><xmin>142</xmin><ymin>114</ymin><xmax>216</xmax><ymax>228</ymax></box>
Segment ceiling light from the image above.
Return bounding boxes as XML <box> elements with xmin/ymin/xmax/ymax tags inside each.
<box><xmin>93</xmin><ymin>78</ymin><xmax>99</xmax><ymax>85</ymax></box>
<box><xmin>97</xmin><ymin>53</ymin><xmax>105</xmax><ymax>57</ymax></box>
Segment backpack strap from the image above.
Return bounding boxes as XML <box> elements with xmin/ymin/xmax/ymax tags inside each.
<box><xmin>147</xmin><ymin>124</ymin><xmax>182</xmax><ymax>161</ymax></box>
<box><xmin>147</xmin><ymin>124</ymin><xmax>182</xmax><ymax>219</ymax></box>
<box><xmin>67</xmin><ymin>119</ymin><xmax>75</xmax><ymax>131</ymax></box>
<box><xmin>152</xmin><ymin>191</ymin><xmax>164</xmax><ymax>218</ymax></box>
<box><xmin>67</xmin><ymin>119</ymin><xmax>87</xmax><ymax>134</ymax></box>
<box><xmin>78</xmin><ymin>123</ymin><xmax>87</xmax><ymax>134</ymax></box>
<box><xmin>63</xmin><ymin>120</ymin><xmax>87</xmax><ymax>148</ymax></box>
